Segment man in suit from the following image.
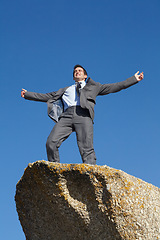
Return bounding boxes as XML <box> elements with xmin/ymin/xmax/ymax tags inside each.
<box><xmin>21</xmin><ymin>65</ymin><xmax>144</xmax><ymax>165</ymax></box>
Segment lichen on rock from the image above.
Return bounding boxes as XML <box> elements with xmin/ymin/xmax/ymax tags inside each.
<box><xmin>15</xmin><ymin>161</ymin><xmax>160</xmax><ymax>240</ymax></box>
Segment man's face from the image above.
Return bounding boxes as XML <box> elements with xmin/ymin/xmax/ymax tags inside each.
<box><xmin>73</xmin><ymin>67</ymin><xmax>87</xmax><ymax>82</ymax></box>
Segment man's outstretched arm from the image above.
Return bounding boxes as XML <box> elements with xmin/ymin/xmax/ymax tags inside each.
<box><xmin>98</xmin><ymin>71</ymin><xmax>144</xmax><ymax>95</ymax></box>
<box><xmin>21</xmin><ymin>88</ymin><xmax>56</xmax><ymax>102</ymax></box>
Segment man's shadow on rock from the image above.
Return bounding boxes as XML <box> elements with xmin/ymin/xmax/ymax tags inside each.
<box><xmin>62</xmin><ymin>170</ymin><xmax>122</xmax><ymax>240</ymax></box>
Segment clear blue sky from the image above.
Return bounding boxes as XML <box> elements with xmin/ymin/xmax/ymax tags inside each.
<box><xmin>1</xmin><ymin>0</ymin><xmax>160</xmax><ymax>239</ymax></box>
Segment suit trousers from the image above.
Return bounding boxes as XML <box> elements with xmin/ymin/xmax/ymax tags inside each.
<box><xmin>46</xmin><ymin>106</ymin><xmax>96</xmax><ymax>165</ymax></box>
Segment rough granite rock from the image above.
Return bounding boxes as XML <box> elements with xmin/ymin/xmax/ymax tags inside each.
<box><xmin>15</xmin><ymin>161</ymin><xmax>160</xmax><ymax>240</ymax></box>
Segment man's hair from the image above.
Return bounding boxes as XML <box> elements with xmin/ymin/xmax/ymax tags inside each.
<box><xmin>73</xmin><ymin>64</ymin><xmax>88</xmax><ymax>78</ymax></box>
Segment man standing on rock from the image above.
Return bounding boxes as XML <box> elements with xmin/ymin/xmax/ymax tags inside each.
<box><xmin>21</xmin><ymin>65</ymin><xmax>144</xmax><ymax>165</ymax></box>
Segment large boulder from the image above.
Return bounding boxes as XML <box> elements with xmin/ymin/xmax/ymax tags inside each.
<box><xmin>15</xmin><ymin>161</ymin><xmax>160</xmax><ymax>240</ymax></box>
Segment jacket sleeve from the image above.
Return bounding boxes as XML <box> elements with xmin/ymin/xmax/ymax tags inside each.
<box><xmin>98</xmin><ymin>76</ymin><xmax>138</xmax><ymax>96</ymax></box>
<box><xmin>24</xmin><ymin>91</ymin><xmax>56</xmax><ymax>102</ymax></box>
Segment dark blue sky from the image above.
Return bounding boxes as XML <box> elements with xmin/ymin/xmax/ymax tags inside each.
<box><xmin>1</xmin><ymin>0</ymin><xmax>160</xmax><ymax>239</ymax></box>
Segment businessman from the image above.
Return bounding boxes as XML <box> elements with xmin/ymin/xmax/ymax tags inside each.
<box><xmin>21</xmin><ymin>65</ymin><xmax>144</xmax><ymax>165</ymax></box>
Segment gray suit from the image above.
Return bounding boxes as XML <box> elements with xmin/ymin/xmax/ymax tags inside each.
<box><xmin>24</xmin><ymin>76</ymin><xmax>138</xmax><ymax>164</ymax></box>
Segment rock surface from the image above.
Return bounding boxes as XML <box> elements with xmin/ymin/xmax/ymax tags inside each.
<box><xmin>15</xmin><ymin>161</ymin><xmax>160</xmax><ymax>240</ymax></box>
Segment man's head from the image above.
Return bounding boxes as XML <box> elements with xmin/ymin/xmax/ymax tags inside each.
<box><xmin>73</xmin><ymin>64</ymin><xmax>88</xmax><ymax>82</ymax></box>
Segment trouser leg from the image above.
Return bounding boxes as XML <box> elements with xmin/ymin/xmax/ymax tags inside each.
<box><xmin>46</xmin><ymin>116</ymin><xmax>73</xmax><ymax>162</ymax></box>
<box><xmin>74</xmin><ymin>108</ymin><xmax>96</xmax><ymax>165</ymax></box>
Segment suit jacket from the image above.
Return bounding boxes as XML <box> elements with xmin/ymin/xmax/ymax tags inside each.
<box><xmin>24</xmin><ymin>76</ymin><xmax>138</xmax><ymax>122</ymax></box>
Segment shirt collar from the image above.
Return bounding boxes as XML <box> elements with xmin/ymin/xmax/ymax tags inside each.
<box><xmin>75</xmin><ymin>80</ymin><xmax>86</xmax><ymax>88</ymax></box>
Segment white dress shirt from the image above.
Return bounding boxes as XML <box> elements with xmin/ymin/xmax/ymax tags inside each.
<box><xmin>62</xmin><ymin>80</ymin><xmax>86</xmax><ymax>111</ymax></box>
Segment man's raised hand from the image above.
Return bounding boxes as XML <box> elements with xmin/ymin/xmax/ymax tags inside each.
<box><xmin>21</xmin><ymin>88</ymin><xmax>27</xmax><ymax>98</ymax></box>
<box><xmin>135</xmin><ymin>71</ymin><xmax>144</xmax><ymax>82</ymax></box>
